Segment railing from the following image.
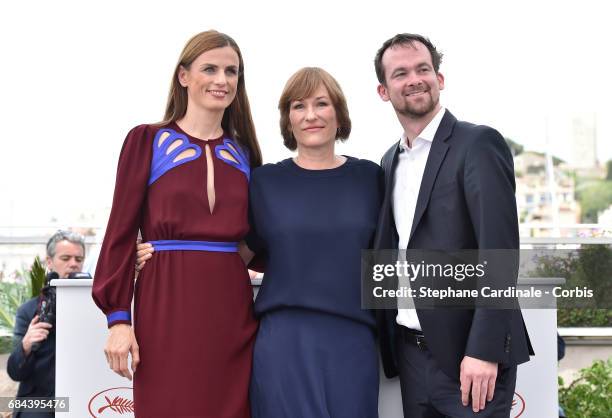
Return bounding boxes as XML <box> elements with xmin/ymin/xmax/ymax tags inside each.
<box><xmin>2</xmin><ymin>225</ymin><xmax>610</xmax><ymax>343</ymax></box>
<box><xmin>519</xmin><ymin>223</ymin><xmax>612</xmax><ymax>241</ymax></box>
<box><xmin>2</xmin><ymin>223</ymin><xmax>612</xmax><ymax>276</ymax></box>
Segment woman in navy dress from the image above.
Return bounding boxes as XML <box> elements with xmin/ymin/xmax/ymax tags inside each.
<box><xmin>245</xmin><ymin>68</ymin><xmax>382</xmax><ymax>418</ymax></box>
<box><xmin>93</xmin><ymin>31</ymin><xmax>261</xmax><ymax>417</ymax></box>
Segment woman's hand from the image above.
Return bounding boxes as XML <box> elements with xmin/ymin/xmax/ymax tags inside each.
<box><xmin>135</xmin><ymin>242</ymin><xmax>154</xmax><ymax>277</ymax></box>
<box><xmin>104</xmin><ymin>324</ymin><xmax>140</xmax><ymax>380</ymax></box>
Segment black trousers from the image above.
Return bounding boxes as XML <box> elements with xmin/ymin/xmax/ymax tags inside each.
<box><xmin>395</xmin><ymin>326</ymin><xmax>517</xmax><ymax>418</ymax></box>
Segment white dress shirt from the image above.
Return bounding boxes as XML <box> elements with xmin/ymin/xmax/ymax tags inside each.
<box><xmin>393</xmin><ymin>107</ymin><xmax>445</xmax><ymax>331</ymax></box>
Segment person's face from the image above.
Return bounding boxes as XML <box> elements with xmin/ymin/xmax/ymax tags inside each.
<box><xmin>377</xmin><ymin>42</ymin><xmax>444</xmax><ymax>120</ymax></box>
<box><xmin>178</xmin><ymin>46</ymin><xmax>240</xmax><ymax>113</ymax></box>
<box><xmin>289</xmin><ymin>85</ymin><xmax>338</xmax><ymax>150</ymax></box>
<box><xmin>46</xmin><ymin>240</ymin><xmax>84</xmax><ymax>278</ymax></box>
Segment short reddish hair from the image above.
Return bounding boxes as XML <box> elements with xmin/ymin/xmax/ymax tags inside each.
<box><xmin>278</xmin><ymin>67</ymin><xmax>351</xmax><ymax>151</ymax></box>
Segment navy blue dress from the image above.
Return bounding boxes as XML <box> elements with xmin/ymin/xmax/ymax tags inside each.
<box><xmin>247</xmin><ymin>157</ymin><xmax>382</xmax><ymax>418</ymax></box>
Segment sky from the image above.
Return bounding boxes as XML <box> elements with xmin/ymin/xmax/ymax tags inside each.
<box><xmin>1</xmin><ymin>0</ymin><xmax>611</xmax><ymax>228</ymax></box>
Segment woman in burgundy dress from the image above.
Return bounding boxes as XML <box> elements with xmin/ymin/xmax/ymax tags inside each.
<box><xmin>92</xmin><ymin>30</ymin><xmax>261</xmax><ymax>418</ymax></box>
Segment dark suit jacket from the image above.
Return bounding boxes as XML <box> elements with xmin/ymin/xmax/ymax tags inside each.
<box><xmin>6</xmin><ymin>297</ymin><xmax>55</xmax><ymax>418</ymax></box>
<box><xmin>375</xmin><ymin>109</ymin><xmax>533</xmax><ymax>380</ymax></box>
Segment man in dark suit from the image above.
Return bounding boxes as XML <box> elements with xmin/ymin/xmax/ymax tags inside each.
<box><xmin>7</xmin><ymin>230</ymin><xmax>85</xmax><ymax>418</ymax></box>
<box><xmin>373</xmin><ymin>34</ymin><xmax>533</xmax><ymax>417</ymax></box>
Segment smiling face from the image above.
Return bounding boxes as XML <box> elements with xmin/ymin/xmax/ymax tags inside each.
<box><xmin>289</xmin><ymin>85</ymin><xmax>339</xmax><ymax>151</ymax></box>
<box><xmin>377</xmin><ymin>41</ymin><xmax>444</xmax><ymax>120</ymax></box>
<box><xmin>178</xmin><ymin>46</ymin><xmax>240</xmax><ymax>113</ymax></box>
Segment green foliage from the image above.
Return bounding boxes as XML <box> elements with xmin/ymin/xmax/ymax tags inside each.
<box><xmin>558</xmin><ymin>308</ymin><xmax>612</xmax><ymax>327</ymax></box>
<box><xmin>29</xmin><ymin>255</ymin><xmax>46</xmax><ymax>298</ymax></box>
<box><xmin>575</xmin><ymin>179</ymin><xmax>612</xmax><ymax>223</ymax></box>
<box><xmin>0</xmin><ymin>281</ymin><xmax>28</xmax><ymax>332</ymax></box>
<box><xmin>527</xmin><ymin>165</ymin><xmax>545</xmax><ymax>175</ymax></box>
<box><xmin>559</xmin><ymin>359</ymin><xmax>612</xmax><ymax>417</ymax></box>
<box><xmin>524</xmin><ymin>150</ymin><xmax>564</xmax><ymax>165</ymax></box>
<box><xmin>0</xmin><ymin>335</ymin><xmax>13</xmax><ymax>355</ymax></box>
<box><xmin>530</xmin><ymin>245</ymin><xmax>612</xmax><ymax>326</ymax></box>
<box><xmin>606</xmin><ymin>160</ymin><xmax>612</xmax><ymax>181</ymax></box>
<box><xmin>505</xmin><ymin>137</ymin><xmax>524</xmax><ymax>156</ymax></box>
<box><xmin>0</xmin><ymin>256</ymin><xmax>45</xmax><ymax>334</ymax></box>
<box><xmin>574</xmin><ymin>246</ymin><xmax>612</xmax><ymax>306</ymax></box>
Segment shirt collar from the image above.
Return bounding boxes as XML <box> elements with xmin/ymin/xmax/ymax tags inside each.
<box><xmin>398</xmin><ymin>106</ymin><xmax>446</xmax><ymax>149</ymax></box>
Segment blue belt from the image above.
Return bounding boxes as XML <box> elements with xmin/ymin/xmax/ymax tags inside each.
<box><xmin>149</xmin><ymin>240</ymin><xmax>239</xmax><ymax>252</ymax></box>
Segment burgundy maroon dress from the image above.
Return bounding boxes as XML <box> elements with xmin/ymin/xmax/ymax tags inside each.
<box><xmin>93</xmin><ymin>123</ymin><xmax>257</xmax><ymax>418</ymax></box>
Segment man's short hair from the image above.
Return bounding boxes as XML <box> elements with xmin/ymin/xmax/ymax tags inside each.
<box><xmin>278</xmin><ymin>67</ymin><xmax>352</xmax><ymax>151</ymax></box>
<box><xmin>46</xmin><ymin>230</ymin><xmax>86</xmax><ymax>258</ymax></box>
<box><xmin>374</xmin><ymin>33</ymin><xmax>444</xmax><ymax>85</ymax></box>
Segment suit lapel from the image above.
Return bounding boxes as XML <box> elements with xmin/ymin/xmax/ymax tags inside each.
<box><xmin>383</xmin><ymin>145</ymin><xmax>401</xmax><ymax>206</ymax></box>
<box><xmin>408</xmin><ymin>110</ymin><xmax>456</xmax><ymax>244</ymax></box>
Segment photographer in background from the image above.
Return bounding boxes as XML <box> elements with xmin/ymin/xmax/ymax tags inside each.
<box><xmin>6</xmin><ymin>230</ymin><xmax>85</xmax><ymax>418</ymax></box>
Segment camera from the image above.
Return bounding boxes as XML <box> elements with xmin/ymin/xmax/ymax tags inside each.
<box><xmin>31</xmin><ymin>272</ymin><xmax>58</xmax><ymax>352</ymax></box>
<box><xmin>31</xmin><ymin>271</ymin><xmax>91</xmax><ymax>352</ymax></box>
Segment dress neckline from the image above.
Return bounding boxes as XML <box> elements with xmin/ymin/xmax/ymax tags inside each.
<box><xmin>169</xmin><ymin>121</ymin><xmax>225</xmax><ymax>143</ymax></box>
<box><xmin>281</xmin><ymin>156</ymin><xmax>356</xmax><ymax>177</ymax></box>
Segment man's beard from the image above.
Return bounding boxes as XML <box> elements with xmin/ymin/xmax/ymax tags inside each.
<box><xmin>395</xmin><ymin>91</ymin><xmax>438</xmax><ymax>119</ymax></box>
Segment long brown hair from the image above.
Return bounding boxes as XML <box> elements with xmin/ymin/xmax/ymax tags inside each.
<box><xmin>161</xmin><ymin>30</ymin><xmax>262</xmax><ymax>167</ymax></box>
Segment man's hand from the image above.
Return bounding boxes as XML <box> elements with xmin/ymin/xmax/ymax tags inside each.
<box><xmin>135</xmin><ymin>241</ymin><xmax>154</xmax><ymax>277</ymax></box>
<box><xmin>238</xmin><ymin>241</ymin><xmax>254</xmax><ymax>266</ymax></box>
<box><xmin>21</xmin><ymin>315</ymin><xmax>53</xmax><ymax>356</ymax></box>
<box><xmin>104</xmin><ymin>324</ymin><xmax>140</xmax><ymax>381</ymax></box>
<box><xmin>460</xmin><ymin>355</ymin><xmax>498</xmax><ymax>412</ymax></box>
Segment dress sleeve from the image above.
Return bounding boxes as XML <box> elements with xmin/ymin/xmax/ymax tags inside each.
<box><xmin>92</xmin><ymin>125</ymin><xmax>152</xmax><ymax>328</ymax></box>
